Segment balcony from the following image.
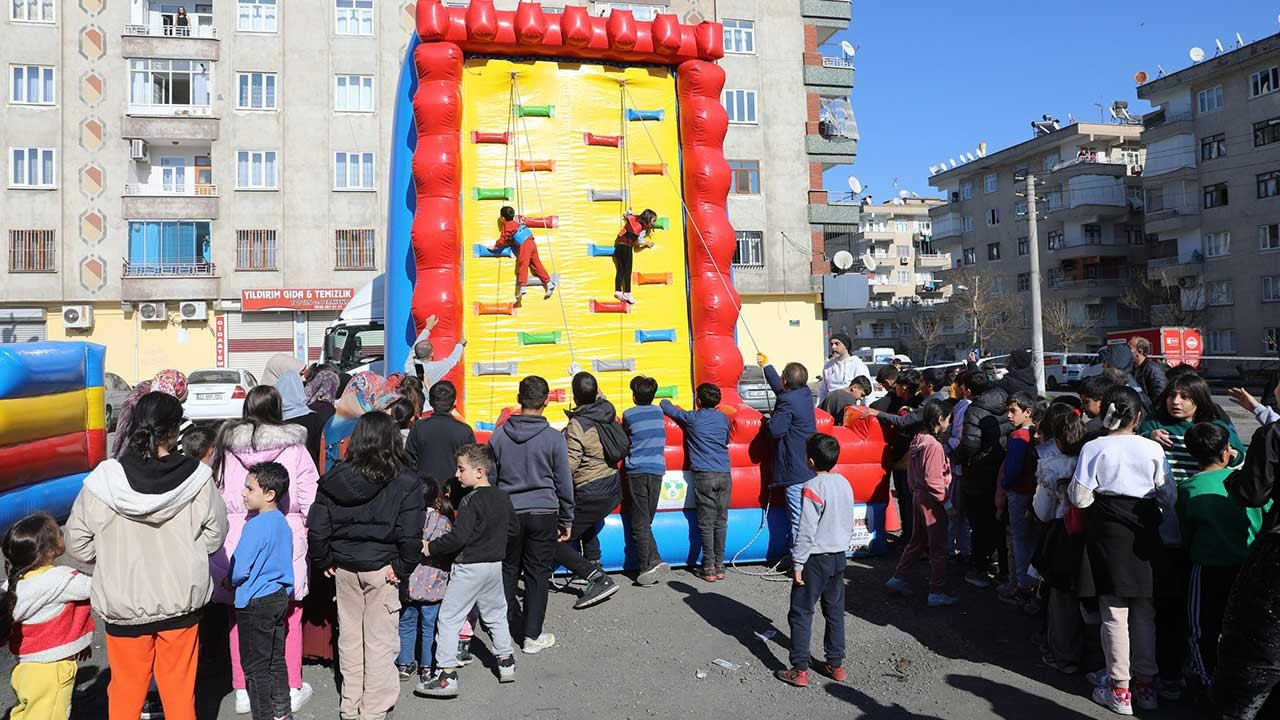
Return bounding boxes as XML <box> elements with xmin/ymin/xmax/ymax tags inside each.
<box><xmin>1048</xmin><ymin>155</ymin><xmax>1137</xmax><ymax>181</ymax></box>
<box><xmin>123</xmin><ymin>171</ymin><xmax>218</xmax><ymax>219</ymax></box>
<box><xmin>123</xmin><ymin>105</ymin><xmax>219</xmax><ymax>142</ymax></box>
<box><xmin>1143</xmin><ymin>202</ymin><xmax>1200</xmax><ymax>235</ymax></box>
<box><xmin>931</xmin><ymin>213</ymin><xmax>964</xmax><ymax>240</ymax></box>
<box><xmin>804</xmin><ymin>62</ymin><xmax>854</xmax><ymax>92</ymax></box>
<box><xmin>123</xmin><ymin>260</ymin><xmax>215</xmax><ymax>277</ymax></box>
<box><xmin>121</xmin><ymin>260</ymin><xmax>219</xmax><ymax>301</ymax></box>
<box><xmin>915</xmin><ymin>253</ymin><xmax>951</xmax><ymax>270</ymax></box>
<box><xmin>124</xmin><ymin>23</ymin><xmax>218</xmax><ymax>63</ymax></box>
<box><xmin>1141</xmin><ymin>109</ymin><xmax>1194</xmax><ymax>144</ymax></box>
<box><xmin>859</xmin><ymin>230</ymin><xmax>896</xmax><ymax>243</ymax></box>
<box><xmin>1049</xmin><ymin>181</ymin><xmax>1130</xmax><ymax>221</ymax></box>
<box><xmin>801</xmin><ymin>0</ymin><xmax>851</xmax><ymax>27</ymax></box>
<box><xmin>125</xmin><ymin>183</ymin><xmax>217</xmax><ymax>196</ymax></box>
<box><xmin>1046</xmin><ymin>234</ymin><xmax>1130</xmax><ymax>260</ymax></box>
<box><xmin>808</xmin><ymin>202</ymin><xmax>859</xmax><ymax>225</ymax></box>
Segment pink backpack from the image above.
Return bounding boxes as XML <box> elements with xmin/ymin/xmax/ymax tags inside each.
<box><xmin>407</xmin><ymin>508</ymin><xmax>451</xmax><ymax>602</ymax></box>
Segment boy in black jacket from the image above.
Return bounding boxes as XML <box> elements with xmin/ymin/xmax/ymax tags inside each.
<box><xmin>406</xmin><ymin>380</ymin><xmax>476</xmax><ymax>495</ymax></box>
<box><xmin>418</xmin><ymin>444</ymin><xmax>516</xmax><ymax>698</ymax></box>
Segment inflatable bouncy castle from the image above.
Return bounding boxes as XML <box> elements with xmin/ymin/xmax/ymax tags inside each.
<box><xmin>0</xmin><ymin>342</ymin><xmax>107</xmax><ymax>533</ymax></box>
<box><xmin>384</xmin><ymin>1</ymin><xmax>891</xmax><ymax>567</ymax></box>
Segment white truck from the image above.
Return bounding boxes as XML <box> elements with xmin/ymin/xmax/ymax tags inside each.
<box><xmin>322</xmin><ymin>274</ymin><xmax>386</xmax><ymax>374</ymax></box>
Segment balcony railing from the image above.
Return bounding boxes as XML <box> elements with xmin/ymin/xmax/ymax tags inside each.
<box><xmin>1047</xmin><ymin>235</ymin><xmax>1123</xmax><ymax>251</ymax></box>
<box><xmin>125</xmin><ymin>183</ymin><xmax>218</xmax><ymax>196</ymax></box>
<box><xmin>1142</xmin><ymin>110</ymin><xmax>1193</xmax><ymax>130</ymax></box>
<box><xmin>123</xmin><ymin>260</ymin><xmax>216</xmax><ymax>277</ymax></box>
<box><xmin>127</xmin><ymin>103</ymin><xmax>213</xmax><ymax>117</ymax></box>
<box><xmin>124</xmin><ymin>17</ymin><xmax>215</xmax><ymax>37</ymax></box>
<box><xmin>821</xmin><ymin>56</ymin><xmax>854</xmax><ymax>68</ymax></box>
<box><xmin>1144</xmin><ymin>203</ymin><xmax>1201</xmax><ymax>222</ymax></box>
<box><xmin>1046</xmin><ymin>276</ymin><xmax>1128</xmax><ymax>290</ymax></box>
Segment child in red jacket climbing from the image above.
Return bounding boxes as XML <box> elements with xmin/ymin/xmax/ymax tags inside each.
<box><xmin>491</xmin><ymin>206</ymin><xmax>556</xmax><ymax>302</ymax></box>
<box><xmin>613</xmin><ymin>209</ymin><xmax>656</xmax><ymax>305</ymax></box>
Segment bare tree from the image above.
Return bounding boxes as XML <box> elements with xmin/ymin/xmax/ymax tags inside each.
<box><xmin>946</xmin><ymin>269</ymin><xmax>1019</xmax><ymax>356</ymax></box>
<box><xmin>1120</xmin><ymin>270</ymin><xmax>1207</xmax><ymax>328</ymax></box>
<box><xmin>911</xmin><ymin>310</ymin><xmax>947</xmax><ymax>365</ymax></box>
<box><xmin>1041</xmin><ymin>299</ymin><xmax>1099</xmax><ymax>352</ymax></box>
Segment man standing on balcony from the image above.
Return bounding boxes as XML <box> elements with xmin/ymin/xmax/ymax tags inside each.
<box><xmin>1128</xmin><ymin>336</ymin><xmax>1169</xmax><ymax>402</ymax></box>
<box><xmin>819</xmin><ymin>334</ymin><xmax>869</xmax><ymax>403</ymax></box>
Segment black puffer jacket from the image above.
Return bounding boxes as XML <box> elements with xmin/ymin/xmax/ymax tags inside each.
<box><xmin>954</xmin><ymin>386</ymin><xmax>1011</xmax><ymax>473</ymax></box>
<box><xmin>307</xmin><ymin>461</ymin><xmax>424</xmax><ymax>579</ymax></box>
<box><xmin>997</xmin><ymin>368</ymin><xmax>1036</xmax><ymax>396</ymax></box>
<box><xmin>1134</xmin><ymin>359</ymin><xmax>1169</xmax><ymax>403</ymax></box>
<box><xmin>1228</xmin><ymin>421</ymin><xmax>1280</xmax><ymax>536</ymax></box>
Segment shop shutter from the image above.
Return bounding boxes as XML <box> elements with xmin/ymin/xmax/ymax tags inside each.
<box><xmin>0</xmin><ymin>309</ymin><xmax>47</xmax><ymax>343</ymax></box>
<box><xmin>226</xmin><ymin>311</ymin><xmax>292</xmax><ymax>380</ymax></box>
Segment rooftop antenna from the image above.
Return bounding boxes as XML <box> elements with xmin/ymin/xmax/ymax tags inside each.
<box><xmin>1190</xmin><ymin>47</ymin><xmax>1205</xmax><ymax>63</ymax></box>
<box><xmin>976</xmin><ymin>142</ymin><xmax>988</xmax><ymax>157</ymax></box>
<box><xmin>898</xmin><ymin>189</ymin><xmax>910</xmax><ymax>198</ymax></box>
<box><xmin>1214</xmin><ymin>39</ymin><xmax>1224</xmax><ymax>55</ymax></box>
<box><xmin>1156</xmin><ymin>64</ymin><xmax>1167</xmax><ymax>77</ymax></box>
<box><xmin>1068</xmin><ymin>112</ymin><xmax>1076</xmax><ymax>124</ymax></box>
<box><xmin>910</xmin><ymin>191</ymin><xmax>920</xmax><ymax>198</ymax></box>
<box><xmin>1237</xmin><ymin>33</ymin><xmax>1245</xmax><ymax>48</ymax></box>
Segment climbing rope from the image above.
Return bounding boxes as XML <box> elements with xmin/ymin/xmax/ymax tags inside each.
<box><xmin>487</xmin><ymin>79</ymin><xmax>519</xmax><ymax>422</ymax></box>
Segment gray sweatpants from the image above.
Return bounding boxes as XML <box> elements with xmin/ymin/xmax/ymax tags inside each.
<box><xmin>433</xmin><ymin>561</ymin><xmax>514</xmax><ymax>669</ymax></box>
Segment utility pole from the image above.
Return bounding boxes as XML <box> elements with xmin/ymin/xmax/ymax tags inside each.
<box><xmin>1026</xmin><ymin>173</ymin><xmax>1047</xmax><ymax>396</ymax></box>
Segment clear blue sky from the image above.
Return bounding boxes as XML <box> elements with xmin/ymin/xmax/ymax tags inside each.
<box><xmin>824</xmin><ymin>2</ymin><xmax>1279</xmax><ymax>201</ymax></box>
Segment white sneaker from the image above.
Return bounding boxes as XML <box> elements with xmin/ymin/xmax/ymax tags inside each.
<box><xmin>522</xmin><ymin>632</ymin><xmax>556</xmax><ymax>654</ymax></box>
<box><xmin>233</xmin><ymin>689</ymin><xmax>250</xmax><ymax>714</ymax></box>
<box><xmin>614</xmin><ymin>291</ymin><xmax>625</xmax><ymax>301</ymax></box>
<box><xmin>497</xmin><ymin>655</ymin><xmax>516</xmax><ymax>683</ymax></box>
<box><xmin>516</xmin><ymin>286</ymin><xmax>528</xmax><ymax>301</ymax></box>
<box><xmin>544</xmin><ymin>280</ymin><xmax>557</xmax><ymax>299</ymax></box>
<box><xmin>290</xmin><ymin>683</ymin><xmax>313</xmax><ymax>713</ymax></box>
<box><xmin>622</xmin><ymin>292</ymin><xmax>636</xmax><ymax>304</ymax></box>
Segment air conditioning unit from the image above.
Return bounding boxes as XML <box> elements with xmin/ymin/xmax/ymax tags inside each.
<box><xmin>179</xmin><ymin>300</ymin><xmax>208</xmax><ymax>321</ymax></box>
<box><xmin>129</xmin><ymin>139</ymin><xmax>149</xmax><ymax>161</ymax></box>
<box><xmin>137</xmin><ymin>302</ymin><xmax>167</xmax><ymax>322</ymax></box>
<box><xmin>951</xmin><ymin>191</ymin><xmax>960</xmax><ymax>202</ymax></box>
<box><xmin>61</xmin><ymin>305</ymin><xmax>93</xmax><ymax>329</ymax></box>
<box><xmin>899</xmin><ymin>257</ymin><xmax>910</xmax><ymax>265</ymax></box>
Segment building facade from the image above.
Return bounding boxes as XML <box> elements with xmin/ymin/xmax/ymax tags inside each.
<box><xmin>926</xmin><ymin>122</ymin><xmax>1147</xmax><ymax>359</ymax></box>
<box><xmin>1138</xmin><ymin>33</ymin><xmax>1280</xmax><ymax>357</ymax></box>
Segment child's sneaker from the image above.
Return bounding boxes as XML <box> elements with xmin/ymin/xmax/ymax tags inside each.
<box><xmin>811</xmin><ymin>661</ymin><xmax>846</xmax><ymax>682</ymax></box>
<box><xmin>1091</xmin><ymin>685</ymin><xmax>1133</xmax><ymax>715</ymax></box>
<box><xmin>396</xmin><ymin>662</ymin><xmax>417</xmax><ymax>682</ymax></box>
<box><xmin>522</xmin><ymin>632</ymin><xmax>556</xmax><ymax>654</ymax></box>
<box><xmin>1156</xmin><ymin>677</ymin><xmax>1182</xmax><ymax>702</ymax></box>
<box><xmin>714</xmin><ymin>563</ymin><xmax>726</xmax><ymax>581</ymax></box>
<box><xmin>416</xmin><ymin>669</ymin><xmax>459</xmax><ymax>698</ymax></box>
<box><xmin>964</xmin><ymin>570</ymin><xmax>993</xmax><ymax>588</ymax></box>
<box><xmin>140</xmin><ymin>693</ymin><xmax>166</xmax><ymax>719</ymax></box>
<box><xmin>419</xmin><ymin>666</ymin><xmax>435</xmax><ymax>686</ymax></box>
<box><xmin>614</xmin><ymin>291</ymin><xmax>626</xmax><ymax>302</ymax></box>
<box><xmin>622</xmin><ymin>292</ymin><xmax>636</xmax><ymax>304</ymax></box>
<box><xmin>927</xmin><ymin>593</ymin><xmax>958</xmax><ymax>607</ymax></box>
<box><xmin>457</xmin><ymin>639</ymin><xmax>473</xmax><ymax>666</ymax></box>
<box><xmin>884</xmin><ymin>577</ymin><xmax>910</xmax><ymax>596</ymax></box>
<box><xmin>1133</xmin><ymin>681</ymin><xmax>1159</xmax><ymax>710</ymax></box>
<box><xmin>234</xmin><ymin>689</ymin><xmax>250</xmax><ymax>714</ymax></box>
<box><xmin>497</xmin><ymin>655</ymin><xmax>516</xmax><ymax>683</ymax></box>
<box><xmin>775</xmin><ymin>667</ymin><xmax>809</xmax><ymax>687</ymax></box>
<box><xmin>635</xmin><ymin>561</ymin><xmax>669</xmax><ymax>586</ymax></box>
<box><xmin>289</xmin><ymin>683</ymin><xmax>313</xmax><ymax>713</ymax></box>
<box><xmin>544</xmin><ymin>280</ymin><xmax>557</xmax><ymax>299</ymax></box>
<box><xmin>517</xmin><ymin>286</ymin><xmax>528</xmax><ymax>301</ymax></box>
<box><xmin>699</xmin><ymin>566</ymin><xmax>718</xmax><ymax>582</ymax></box>
<box><xmin>573</xmin><ymin>570</ymin><xmax>619</xmax><ymax>609</ymax></box>
<box><xmin>1086</xmin><ymin>669</ymin><xmax>1110</xmax><ymax>688</ymax></box>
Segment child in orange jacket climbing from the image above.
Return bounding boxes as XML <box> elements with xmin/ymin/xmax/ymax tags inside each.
<box><xmin>491</xmin><ymin>206</ymin><xmax>556</xmax><ymax>301</ymax></box>
<box><xmin>613</xmin><ymin>209</ymin><xmax>656</xmax><ymax>305</ymax></box>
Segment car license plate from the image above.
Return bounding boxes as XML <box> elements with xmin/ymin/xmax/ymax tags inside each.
<box><xmin>747</xmin><ymin>390</ymin><xmax>766</xmax><ymax>398</ymax></box>
<box><xmin>197</xmin><ymin>393</ymin><xmax>220</xmax><ymax>401</ymax></box>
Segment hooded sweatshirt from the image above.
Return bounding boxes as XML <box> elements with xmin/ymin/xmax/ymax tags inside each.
<box><xmin>564</xmin><ymin>398</ymin><xmax>622</xmax><ymax>499</ymax></box>
<box><xmin>5</xmin><ymin>565</ymin><xmax>94</xmax><ymax>663</ymax></box>
<box><xmin>764</xmin><ymin>364</ymin><xmax>818</xmax><ymax>488</ymax></box>
<box><xmin>907</xmin><ymin>432</ymin><xmax>951</xmax><ymax>503</ymax></box>
<box><xmin>307</xmin><ymin>461</ymin><xmax>424</xmax><ymax>579</ymax></box>
<box><xmin>489</xmin><ymin>413</ymin><xmax>575</xmax><ymax>524</ymax></box>
<box><xmin>208</xmin><ymin>422</ymin><xmax>319</xmax><ymax>604</ymax></box>
<box><xmin>65</xmin><ymin>452</ymin><xmax>229</xmax><ymax>635</ymax></box>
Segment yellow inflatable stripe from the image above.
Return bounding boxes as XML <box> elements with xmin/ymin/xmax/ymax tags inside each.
<box><xmin>0</xmin><ymin>389</ymin><xmax>96</xmax><ymax>446</ymax></box>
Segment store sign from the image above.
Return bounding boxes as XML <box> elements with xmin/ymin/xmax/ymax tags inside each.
<box><xmin>215</xmin><ymin>315</ymin><xmax>226</xmax><ymax>368</ymax></box>
<box><xmin>241</xmin><ymin>288</ymin><xmax>355</xmax><ymax>312</ymax></box>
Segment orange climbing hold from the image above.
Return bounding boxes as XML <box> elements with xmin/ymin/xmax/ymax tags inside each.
<box><xmin>475</xmin><ymin>301</ymin><xmax>516</xmax><ymax>316</ymax></box>
<box><xmin>630</xmin><ymin>162</ymin><xmax>666</xmax><ymax>175</ymax></box>
<box><xmin>633</xmin><ymin>272</ymin><xmax>672</xmax><ymax>285</ymax></box>
<box><xmin>517</xmin><ymin>159</ymin><xmax>556</xmax><ymax>172</ymax></box>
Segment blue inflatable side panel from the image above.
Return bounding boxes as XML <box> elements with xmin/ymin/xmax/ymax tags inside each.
<box><xmin>0</xmin><ymin>472</ymin><xmax>87</xmax><ymax>532</ymax></box>
<box><xmin>0</xmin><ymin>342</ymin><xmax>104</xmax><ymax>399</ymax></box>
<box><xmin>384</xmin><ymin>34</ymin><xmax>421</xmax><ymax>378</ymax></box>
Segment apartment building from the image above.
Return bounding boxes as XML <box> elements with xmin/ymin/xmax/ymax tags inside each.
<box><xmin>824</xmin><ymin>197</ymin><xmax>947</xmax><ymax>358</ymax></box>
<box><xmin>926</xmin><ymin>122</ymin><xmax>1147</xmax><ymax>359</ymax></box>
<box><xmin>1137</xmin><ymin>32</ymin><xmax>1280</xmax><ymax>357</ymax></box>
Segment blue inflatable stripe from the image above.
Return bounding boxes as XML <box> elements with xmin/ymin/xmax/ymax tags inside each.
<box><xmin>635</xmin><ymin>329</ymin><xmax>676</xmax><ymax>343</ymax></box>
<box><xmin>0</xmin><ymin>342</ymin><xmax>105</xmax><ymax>399</ymax></box>
<box><xmin>589</xmin><ymin>244</ymin><xmax>615</xmax><ymax>257</ymax></box>
<box><xmin>383</xmin><ymin>34</ymin><xmax>421</xmax><ymax>378</ymax></box>
<box><xmin>0</xmin><ymin>471</ymin><xmax>87</xmax><ymax>533</ymax></box>
<box><xmin>473</xmin><ymin>244</ymin><xmax>515</xmax><ymax>259</ymax></box>
<box><xmin>627</xmin><ymin>109</ymin><xmax>664</xmax><ymax>122</ymax></box>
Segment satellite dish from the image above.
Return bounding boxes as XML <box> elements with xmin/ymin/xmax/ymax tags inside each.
<box><xmin>966</xmin><ymin>152</ymin><xmax>976</xmax><ymax>162</ymax></box>
<box><xmin>1237</xmin><ymin>33</ymin><xmax>1245</xmax><ymax>47</ymax></box>
<box><xmin>1215</xmin><ymin>39</ymin><xmax>1225</xmax><ymax>54</ymax></box>
<box><xmin>832</xmin><ymin>250</ymin><xmax>854</xmax><ymax>271</ymax></box>
<box><xmin>898</xmin><ymin>189</ymin><xmax>910</xmax><ymax>198</ymax></box>
<box><xmin>848</xmin><ymin>176</ymin><xmax>863</xmax><ymax>194</ymax></box>
<box><xmin>861</xmin><ymin>253</ymin><xmax>877</xmax><ymax>272</ymax></box>
<box><xmin>840</xmin><ymin>40</ymin><xmax>856</xmax><ymax>57</ymax></box>
<box><xmin>1190</xmin><ymin>47</ymin><xmax>1205</xmax><ymax>63</ymax></box>
<box><xmin>1134</xmin><ymin>70</ymin><xmax>1149</xmax><ymax>84</ymax></box>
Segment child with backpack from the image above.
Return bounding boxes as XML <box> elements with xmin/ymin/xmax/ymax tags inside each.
<box><xmin>490</xmin><ymin>205</ymin><xmax>556</xmax><ymax>301</ymax></box>
<box><xmin>397</xmin><ymin>477</ymin><xmax>454</xmax><ymax>685</ymax></box>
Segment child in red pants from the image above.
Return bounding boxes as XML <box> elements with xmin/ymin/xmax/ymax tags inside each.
<box><xmin>491</xmin><ymin>206</ymin><xmax>556</xmax><ymax>301</ymax></box>
<box><xmin>886</xmin><ymin>399</ymin><xmax>957</xmax><ymax>607</ymax></box>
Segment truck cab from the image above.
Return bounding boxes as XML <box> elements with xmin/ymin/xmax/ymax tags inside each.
<box><xmin>323</xmin><ymin>274</ymin><xmax>386</xmax><ymax>374</ymax></box>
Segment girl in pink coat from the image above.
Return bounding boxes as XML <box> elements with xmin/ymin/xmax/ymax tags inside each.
<box><xmin>886</xmin><ymin>399</ymin><xmax>957</xmax><ymax>607</ymax></box>
<box><xmin>209</xmin><ymin>386</ymin><xmax>319</xmax><ymax>714</ymax></box>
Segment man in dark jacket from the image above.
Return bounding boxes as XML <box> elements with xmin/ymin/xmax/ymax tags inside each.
<box><xmin>1128</xmin><ymin>336</ymin><xmax>1169</xmax><ymax>402</ymax></box>
<box><xmin>489</xmin><ymin>375</ymin><xmax>574</xmax><ymax>654</ymax></box>
<box><xmin>405</xmin><ymin>380</ymin><xmax>476</xmax><ymax>490</ymax></box>
<box><xmin>952</xmin><ymin>370</ymin><xmax>1010</xmax><ymax>587</ymax></box>
<box><xmin>763</xmin><ymin>360</ymin><xmax>817</xmax><ymax>544</ymax></box>
<box><xmin>997</xmin><ymin>348</ymin><xmax>1037</xmax><ymax>396</ymax></box>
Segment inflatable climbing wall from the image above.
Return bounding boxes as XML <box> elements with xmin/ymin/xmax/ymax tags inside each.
<box><xmin>459</xmin><ymin>59</ymin><xmax>692</xmax><ymax>421</ymax></box>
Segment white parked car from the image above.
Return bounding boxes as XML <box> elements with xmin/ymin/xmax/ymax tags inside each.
<box><xmin>184</xmin><ymin>368</ymin><xmax>258</xmax><ymax>420</ymax></box>
<box><xmin>1044</xmin><ymin>353</ymin><xmax>1103</xmax><ymax>390</ymax></box>
<box><xmin>103</xmin><ymin>372</ymin><xmax>132</xmax><ymax>431</ymax></box>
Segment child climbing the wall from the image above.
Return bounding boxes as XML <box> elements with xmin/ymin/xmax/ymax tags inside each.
<box><xmin>613</xmin><ymin>209</ymin><xmax>657</xmax><ymax>305</ymax></box>
<box><xmin>491</xmin><ymin>206</ymin><xmax>556</xmax><ymax>301</ymax></box>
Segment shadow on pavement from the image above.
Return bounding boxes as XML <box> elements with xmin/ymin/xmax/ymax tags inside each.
<box><xmin>669</xmin><ymin>579</ymin><xmax>787</xmax><ymax>672</ymax></box>
<box><xmin>825</xmin><ymin>682</ymin><xmax>946</xmax><ymax>718</ymax></box>
<box><xmin>947</xmin><ymin>673</ymin><xmax>1097</xmax><ymax>719</ymax></box>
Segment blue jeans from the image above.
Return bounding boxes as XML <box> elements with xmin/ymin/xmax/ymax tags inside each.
<box><xmin>1008</xmin><ymin>492</ymin><xmax>1034</xmax><ymax>588</ymax></box>
<box><xmin>397</xmin><ymin>601</ymin><xmax>441</xmax><ymax>667</ymax></box>
<box><xmin>787</xmin><ymin>552</ymin><xmax>846</xmax><ymax>670</ymax></box>
<box><xmin>786</xmin><ymin>484</ymin><xmax>804</xmax><ymax>546</ymax></box>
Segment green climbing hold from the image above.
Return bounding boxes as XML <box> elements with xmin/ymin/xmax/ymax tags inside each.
<box><xmin>518</xmin><ymin>330</ymin><xmax>561</xmax><ymax>345</ymax></box>
<box><xmin>515</xmin><ymin>104</ymin><xmax>554</xmax><ymax>118</ymax></box>
<box><xmin>654</xmin><ymin>385</ymin><xmax>678</xmax><ymax>399</ymax></box>
<box><xmin>473</xmin><ymin>187</ymin><xmax>514</xmax><ymax>201</ymax></box>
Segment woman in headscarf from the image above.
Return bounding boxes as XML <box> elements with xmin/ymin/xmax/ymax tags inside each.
<box><xmin>110</xmin><ymin>370</ymin><xmax>189</xmax><ymax>457</ymax></box>
<box><xmin>276</xmin><ymin>371</ymin><xmax>325</xmax><ymax>470</ymax></box>
<box><xmin>262</xmin><ymin>353</ymin><xmax>305</xmax><ymax>387</ymax></box>
<box><xmin>305</xmin><ymin>368</ymin><xmax>340</xmax><ymax>414</ymax></box>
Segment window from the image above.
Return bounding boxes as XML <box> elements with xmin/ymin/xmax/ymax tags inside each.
<box><xmin>129</xmin><ymin>60</ymin><xmax>212</xmax><ymax>110</ymax></box>
<box><xmin>1042</xmin><ymin>151</ymin><xmax>1059</xmax><ymax>173</ymax></box>
<box><xmin>335</xmin><ymin>0</ymin><xmax>373</xmax><ymax>35</ymax></box>
<box><xmin>237</xmin><ymin>72</ymin><xmax>277</xmax><ymax>110</ymax></box>
<box><xmin>9</xmin><ymin>65</ymin><xmax>54</xmax><ymax>105</ymax></box>
<box><xmin>1017</xmin><ymin>237</ymin><xmax>1029</xmax><ymax>256</ymax></box>
<box><xmin>1256</xmin><ymin>118</ymin><xmax>1280</xmax><ymax>149</ymax></box>
<box><xmin>894</xmin><ymin>220</ymin><xmax>909</xmax><ymax>233</ymax></box>
<box><xmin>1207</xmin><ymin>329</ymin><xmax>1237</xmax><ymax>354</ymax></box>
<box><xmin>896</xmin><ymin>270</ymin><xmax>912</xmax><ymax>284</ymax></box>
<box><xmin>728</xmin><ymin>160</ymin><xmax>759</xmax><ymax>194</ymax></box>
<box><xmin>1201</xmin><ymin>133</ymin><xmax>1226</xmax><ymax>160</ymax></box>
<box><xmin>722</xmin><ymin>19</ymin><xmax>754</xmax><ymax>54</ymax></box>
<box><xmin>986</xmin><ymin>208</ymin><xmax>1000</xmax><ymax>225</ymax></box>
<box><xmin>960</xmin><ymin>182</ymin><xmax>973</xmax><ymax>200</ymax></box>
<box><xmin>1197</xmin><ymin>85</ymin><xmax>1224</xmax><ymax>114</ymax></box>
<box><xmin>1204</xmin><ymin>182</ymin><xmax>1228</xmax><ymax>208</ymax></box>
<box><xmin>983</xmin><ymin>173</ymin><xmax>998</xmax><ymax>194</ymax></box>
<box><xmin>595</xmin><ymin>2</ymin><xmax>659</xmax><ymax>20</ymax></box>
<box><xmin>335</xmin><ymin>74</ymin><xmax>374</xmax><ymax>112</ymax></box>
<box><xmin>1208</xmin><ymin>280</ymin><xmax>1233</xmax><ymax>306</ymax></box>
<box><xmin>1251</xmin><ymin>67</ymin><xmax>1280</xmax><ymax>98</ymax></box>
<box><xmin>722</xmin><ymin>89</ymin><xmax>757</xmax><ymax>124</ymax></box>
<box><xmin>1205</xmin><ymin>231</ymin><xmax>1230</xmax><ymax>257</ymax></box>
<box><xmin>1047</xmin><ymin>230</ymin><xmax>1064</xmax><ymax>250</ymax></box>
<box><xmin>1017</xmin><ymin>273</ymin><xmax>1030</xmax><ymax>292</ymax></box>
<box><xmin>1261</xmin><ymin>224</ymin><xmax>1280</xmax><ymax>251</ymax></box>
<box><xmin>334</xmin><ymin>151</ymin><xmax>374</xmax><ymax>190</ymax></box>
<box><xmin>1015</xmin><ymin>201</ymin><xmax>1027</xmax><ymax>217</ymax></box>
<box><xmin>1259</xmin><ymin>172</ymin><xmax>1280</xmax><ymax>199</ymax></box>
<box><xmin>9</xmin><ymin>0</ymin><xmax>53</xmax><ymax>22</ymax></box>
<box><xmin>732</xmin><ymin>230</ymin><xmax>763</xmax><ymax>267</ymax></box>
<box><xmin>335</xmin><ymin>229</ymin><xmax>376</xmax><ymax>270</ymax></box>
<box><xmin>236</xmin><ymin>229</ymin><xmax>277</xmax><ymax>270</ymax></box>
<box><xmin>8</xmin><ymin>229</ymin><xmax>55</xmax><ymax>272</ymax></box>
<box><xmin>987</xmin><ymin>242</ymin><xmax>1001</xmax><ymax>261</ymax></box>
<box><xmin>1266</xmin><ymin>276</ymin><xmax>1280</xmax><ymax>302</ymax></box>
<box><xmin>9</xmin><ymin>147</ymin><xmax>55</xmax><ymax>188</ymax></box>
<box><xmin>1269</xmin><ymin>328</ymin><xmax>1280</xmax><ymax>354</ymax></box>
<box><xmin>1084</xmin><ymin>224</ymin><xmax>1102</xmax><ymax>243</ymax></box>
<box><xmin>237</xmin><ymin>0</ymin><xmax>276</xmax><ymax>32</ymax></box>
<box><xmin>962</xmin><ymin>215</ymin><xmax>973</xmax><ymax>233</ymax></box>
<box><xmin>127</xmin><ymin>221</ymin><xmax>213</xmax><ymax>270</ymax></box>
<box><xmin>896</xmin><ymin>245</ymin><xmax>911</xmax><ymax>258</ymax></box>
<box><xmin>962</xmin><ymin>247</ymin><xmax>977</xmax><ymax>265</ymax></box>
<box><xmin>236</xmin><ymin>151</ymin><xmax>277</xmax><ymax>190</ymax></box>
